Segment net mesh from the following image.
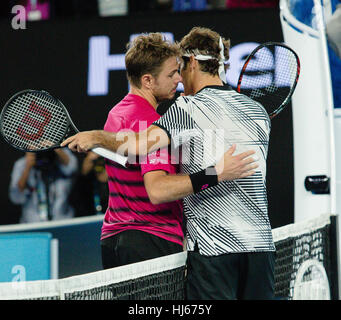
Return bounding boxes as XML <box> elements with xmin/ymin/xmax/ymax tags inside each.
<box><xmin>272</xmin><ymin>213</ymin><xmax>335</xmax><ymax>299</ymax></box>
<box><xmin>64</xmin><ymin>267</ymin><xmax>185</xmax><ymax>300</ymax></box>
<box><xmin>0</xmin><ymin>91</ymin><xmax>69</xmax><ymax>151</ymax></box>
<box><xmin>0</xmin><ymin>251</ymin><xmax>187</xmax><ymax>300</ymax></box>
<box><xmin>0</xmin><ymin>214</ymin><xmax>336</xmax><ymax>300</ymax></box>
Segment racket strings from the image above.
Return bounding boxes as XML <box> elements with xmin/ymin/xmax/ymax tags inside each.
<box><xmin>238</xmin><ymin>45</ymin><xmax>298</xmax><ymax>117</ymax></box>
<box><xmin>1</xmin><ymin>92</ymin><xmax>69</xmax><ymax>151</ymax></box>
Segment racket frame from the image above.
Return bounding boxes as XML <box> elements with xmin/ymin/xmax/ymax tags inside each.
<box><xmin>0</xmin><ymin>89</ymin><xmax>79</xmax><ymax>153</ymax></box>
<box><xmin>1</xmin><ymin>89</ymin><xmax>128</xmax><ymax>166</ymax></box>
<box><xmin>236</xmin><ymin>41</ymin><xmax>300</xmax><ymax>119</ymax></box>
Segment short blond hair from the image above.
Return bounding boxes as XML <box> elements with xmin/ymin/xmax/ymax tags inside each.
<box><xmin>125</xmin><ymin>33</ymin><xmax>181</xmax><ymax>88</ymax></box>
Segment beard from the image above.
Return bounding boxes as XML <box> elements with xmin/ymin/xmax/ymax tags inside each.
<box><xmin>154</xmin><ymin>90</ymin><xmax>176</xmax><ymax>103</ymax></box>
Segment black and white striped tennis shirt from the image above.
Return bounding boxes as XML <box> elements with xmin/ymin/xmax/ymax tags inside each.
<box><xmin>153</xmin><ymin>85</ymin><xmax>275</xmax><ymax>256</ymax></box>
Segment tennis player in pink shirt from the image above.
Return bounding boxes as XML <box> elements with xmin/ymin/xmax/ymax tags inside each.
<box><xmin>100</xmin><ymin>34</ymin><xmax>185</xmax><ymax>268</ymax></box>
<box><xmin>101</xmin><ymin>93</ymin><xmax>185</xmax><ymax>268</ymax></box>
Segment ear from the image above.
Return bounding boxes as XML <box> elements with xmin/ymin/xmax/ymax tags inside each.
<box><xmin>141</xmin><ymin>74</ymin><xmax>154</xmax><ymax>89</ymax></box>
<box><xmin>189</xmin><ymin>56</ymin><xmax>197</xmax><ymax>71</ymax></box>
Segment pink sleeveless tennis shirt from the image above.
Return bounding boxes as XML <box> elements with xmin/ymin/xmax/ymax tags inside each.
<box><xmin>101</xmin><ymin>94</ymin><xmax>184</xmax><ymax>246</ymax></box>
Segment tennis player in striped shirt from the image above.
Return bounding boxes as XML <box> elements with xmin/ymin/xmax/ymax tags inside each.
<box><xmin>62</xmin><ymin>28</ymin><xmax>273</xmax><ymax>299</ymax></box>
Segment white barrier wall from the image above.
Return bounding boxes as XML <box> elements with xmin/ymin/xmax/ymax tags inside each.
<box><xmin>0</xmin><ymin>215</ymin><xmax>103</xmax><ymax>278</ymax></box>
<box><xmin>280</xmin><ymin>0</ymin><xmax>339</xmax><ymax>298</ymax></box>
<box><xmin>334</xmin><ymin>111</ymin><xmax>341</xmax><ymax>216</ymax></box>
<box><xmin>280</xmin><ymin>0</ymin><xmax>336</xmax><ymax>221</ymax></box>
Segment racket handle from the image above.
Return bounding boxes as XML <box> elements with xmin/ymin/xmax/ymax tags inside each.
<box><xmin>91</xmin><ymin>147</ymin><xmax>128</xmax><ymax>167</ymax></box>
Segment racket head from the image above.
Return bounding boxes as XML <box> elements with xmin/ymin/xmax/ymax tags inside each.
<box><xmin>236</xmin><ymin>42</ymin><xmax>300</xmax><ymax>119</ymax></box>
<box><xmin>0</xmin><ymin>89</ymin><xmax>76</xmax><ymax>152</ymax></box>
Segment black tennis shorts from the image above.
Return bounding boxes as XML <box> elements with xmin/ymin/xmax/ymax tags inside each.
<box><xmin>186</xmin><ymin>248</ymin><xmax>275</xmax><ymax>300</ymax></box>
<box><xmin>101</xmin><ymin>230</ymin><xmax>183</xmax><ymax>269</ymax></box>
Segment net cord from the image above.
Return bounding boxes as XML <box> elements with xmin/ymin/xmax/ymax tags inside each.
<box><xmin>272</xmin><ymin>212</ymin><xmax>331</xmax><ymax>242</ymax></box>
<box><xmin>0</xmin><ymin>251</ymin><xmax>187</xmax><ymax>300</ymax></box>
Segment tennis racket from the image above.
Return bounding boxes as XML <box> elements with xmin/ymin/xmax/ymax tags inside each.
<box><xmin>237</xmin><ymin>42</ymin><xmax>300</xmax><ymax>119</ymax></box>
<box><xmin>0</xmin><ymin>89</ymin><xmax>128</xmax><ymax>166</ymax></box>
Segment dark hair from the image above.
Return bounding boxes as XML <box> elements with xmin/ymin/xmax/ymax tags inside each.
<box><xmin>179</xmin><ymin>27</ymin><xmax>230</xmax><ymax>76</ymax></box>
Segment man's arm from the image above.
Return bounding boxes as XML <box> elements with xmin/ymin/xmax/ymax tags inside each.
<box><xmin>54</xmin><ymin>148</ymin><xmax>70</xmax><ymax>165</ymax></box>
<box><xmin>144</xmin><ymin>171</ymin><xmax>191</xmax><ymax>204</ymax></box>
<box><xmin>61</xmin><ymin>126</ymin><xmax>259</xmax><ymax>202</ymax></box>
<box><xmin>143</xmin><ymin>144</ymin><xmax>258</xmax><ymax>204</ymax></box>
<box><xmin>61</xmin><ymin>125</ymin><xmax>169</xmax><ymax>156</ymax></box>
<box><xmin>17</xmin><ymin>153</ymin><xmax>36</xmax><ymax>192</ymax></box>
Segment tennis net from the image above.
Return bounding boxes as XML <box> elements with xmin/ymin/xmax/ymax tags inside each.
<box><xmin>272</xmin><ymin>213</ymin><xmax>338</xmax><ymax>300</ymax></box>
<box><xmin>0</xmin><ymin>213</ymin><xmax>337</xmax><ymax>300</ymax></box>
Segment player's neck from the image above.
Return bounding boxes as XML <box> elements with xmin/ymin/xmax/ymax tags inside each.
<box><xmin>192</xmin><ymin>73</ymin><xmax>223</xmax><ymax>95</ymax></box>
<box><xmin>129</xmin><ymin>86</ymin><xmax>158</xmax><ymax>110</ymax></box>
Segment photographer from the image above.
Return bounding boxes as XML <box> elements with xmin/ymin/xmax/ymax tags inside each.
<box><xmin>69</xmin><ymin>151</ymin><xmax>108</xmax><ymax>217</ymax></box>
<box><xmin>9</xmin><ymin>149</ymin><xmax>78</xmax><ymax>223</ymax></box>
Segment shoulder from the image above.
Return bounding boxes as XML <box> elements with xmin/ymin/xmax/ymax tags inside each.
<box><xmin>104</xmin><ymin>109</ymin><xmax>126</xmax><ymax>131</ymax></box>
<box><xmin>13</xmin><ymin>157</ymin><xmax>26</xmax><ymax>168</ymax></box>
<box><xmin>167</xmin><ymin>95</ymin><xmax>195</xmax><ymax>115</ymax></box>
